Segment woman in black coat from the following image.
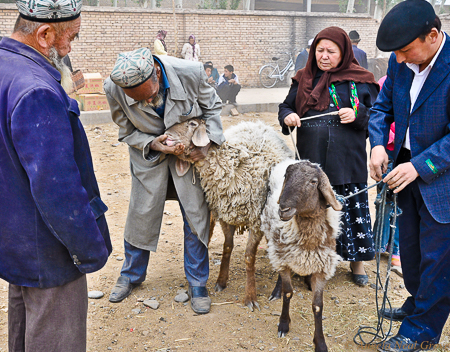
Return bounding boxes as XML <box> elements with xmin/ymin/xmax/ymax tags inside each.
<box><xmin>278</xmin><ymin>27</ymin><xmax>379</xmax><ymax>286</ymax></box>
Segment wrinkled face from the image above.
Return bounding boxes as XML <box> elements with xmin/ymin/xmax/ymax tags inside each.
<box><xmin>52</xmin><ymin>17</ymin><xmax>81</xmax><ymax>58</ymax></box>
<box><xmin>122</xmin><ymin>72</ymin><xmax>160</xmax><ymax>103</ymax></box>
<box><xmin>315</xmin><ymin>39</ymin><xmax>342</xmax><ymax>71</ymax></box>
<box><xmin>164</xmin><ymin>118</ymin><xmax>206</xmax><ymax>160</ymax></box>
<box><xmin>278</xmin><ymin>162</ymin><xmax>324</xmax><ymax>221</ymax></box>
<box><xmin>224</xmin><ymin>68</ymin><xmax>233</xmax><ymax>79</ymax></box>
<box><xmin>205</xmin><ymin>67</ymin><xmax>212</xmax><ymax>76</ymax></box>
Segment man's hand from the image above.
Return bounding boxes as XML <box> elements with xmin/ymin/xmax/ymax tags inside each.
<box><xmin>150</xmin><ymin>135</ymin><xmax>185</xmax><ymax>155</ymax></box>
<box><xmin>369</xmin><ymin>145</ymin><xmax>389</xmax><ymax>181</ymax></box>
<box><xmin>229</xmin><ymin>79</ymin><xmax>236</xmax><ymax>85</ymax></box>
<box><xmin>384</xmin><ymin>162</ymin><xmax>419</xmax><ymax>193</ymax></box>
<box><xmin>207</xmin><ymin>77</ymin><xmax>215</xmax><ymax>84</ymax></box>
<box><xmin>339</xmin><ymin>107</ymin><xmax>356</xmax><ymax>124</ymax></box>
<box><xmin>284</xmin><ymin>113</ymin><xmax>301</xmax><ymax>128</ymax></box>
<box><xmin>190</xmin><ymin>142</ymin><xmax>211</xmax><ymax>161</ymax></box>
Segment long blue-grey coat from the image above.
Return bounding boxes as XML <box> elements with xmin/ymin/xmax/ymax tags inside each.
<box><xmin>104</xmin><ymin>55</ymin><xmax>225</xmax><ymax>251</ymax></box>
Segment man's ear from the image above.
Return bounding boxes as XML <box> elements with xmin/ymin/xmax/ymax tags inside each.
<box><xmin>155</xmin><ymin>65</ymin><xmax>161</xmax><ymax>81</ymax></box>
<box><xmin>428</xmin><ymin>28</ymin><xmax>440</xmax><ymax>44</ymax></box>
<box><xmin>35</xmin><ymin>24</ymin><xmax>54</xmax><ymax>53</ymax></box>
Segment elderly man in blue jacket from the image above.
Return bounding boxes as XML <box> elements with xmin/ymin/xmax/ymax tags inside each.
<box><xmin>369</xmin><ymin>1</ymin><xmax>450</xmax><ymax>351</ymax></box>
<box><xmin>0</xmin><ymin>0</ymin><xmax>112</xmax><ymax>351</ymax></box>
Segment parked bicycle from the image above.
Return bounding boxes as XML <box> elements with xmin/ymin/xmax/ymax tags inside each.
<box><xmin>259</xmin><ymin>51</ymin><xmax>295</xmax><ymax>88</ymax></box>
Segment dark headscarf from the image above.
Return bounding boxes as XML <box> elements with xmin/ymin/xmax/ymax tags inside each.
<box><xmin>293</xmin><ymin>26</ymin><xmax>378</xmax><ymax>117</ymax></box>
<box><xmin>156</xmin><ymin>30</ymin><xmax>168</xmax><ymax>52</ymax></box>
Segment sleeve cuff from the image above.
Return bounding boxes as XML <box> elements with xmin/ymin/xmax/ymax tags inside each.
<box><xmin>143</xmin><ymin>141</ymin><xmax>161</xmax><ymax>162</ymax></box>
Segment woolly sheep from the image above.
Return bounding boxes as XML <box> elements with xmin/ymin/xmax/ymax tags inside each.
<box><xmin>164</xmin><ymin>119</ymin><xmax>293</xmax><ymax>310</ymax></box>
<box><xmin>261</xmin><ymin>159</ymin><xmax>343</xmax><ymax>352</ymax></box>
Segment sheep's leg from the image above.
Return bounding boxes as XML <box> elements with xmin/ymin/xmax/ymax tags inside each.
<box><xmin>277</xmin><ymin>268</ymin><xmax>292</xmax><ymax>338</ymax></box>
<box><xmin>244</xmin><ymin>229</ymin><xmax>263</xmax><ymax>311</ymax></box>
<box><xmin>311</xmin><ymin>273</ymin><xmax>328</xmax><ymax>352</ymax></box>
<box><xmin>268</xmin><ymin>273</ymin><xmax>282</xmax><ymax>301</ymax></box>
<box><xmin>215</xmin><ymin>220</ymin><xmax>235</xmax><ymax>292</ymax></box>
<box><xmin>208</xmin><ymin>215</ymin><xmax>216</xmax><ymax>246</ymax></box>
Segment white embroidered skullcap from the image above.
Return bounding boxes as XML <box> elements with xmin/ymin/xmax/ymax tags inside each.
<box><xmin>16</xmin><ymin>0</ymin><xmax>82</xmax><ymax>23</ymax></box>
<box><xmin>110</xmin><ymin>48</ymin><xmax>155</xmax><ymax>89</ymax></box>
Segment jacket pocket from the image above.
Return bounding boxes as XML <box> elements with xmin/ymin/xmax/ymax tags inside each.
<box><xmin>181</xmin><ymin>102</ymin><xmax>201</xmax><ymax>119</ymax></box>
<box><xmin>90</xmin><ymin>196</ymin><xmax>108</xmax><ymax>219</ymax></box>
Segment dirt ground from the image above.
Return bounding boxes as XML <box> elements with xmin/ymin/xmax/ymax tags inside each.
<box><xmin>0</xmin><ymin>112</ymin><xmax>449</xmax><ymax>352</ymax></box>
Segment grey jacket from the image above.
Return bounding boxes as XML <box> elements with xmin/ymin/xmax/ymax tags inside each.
<box><xmin>104</xmin><ymin>55</ymin><xmax>225</xmax><ymax>250</ymax></box>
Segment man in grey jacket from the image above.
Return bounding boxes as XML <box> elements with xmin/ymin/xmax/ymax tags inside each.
<box><xmin>104</xmin><ymin>48</ymin><xmax>224</xmax><ymax>314</ymax></box>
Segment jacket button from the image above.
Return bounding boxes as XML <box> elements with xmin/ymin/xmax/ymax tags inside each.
<box><xmin>73</xmin><ymin>255</ymin><xmax>78</xmax><ymax>259</ymax></box>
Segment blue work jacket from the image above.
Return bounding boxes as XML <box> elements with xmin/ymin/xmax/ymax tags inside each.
<box><xmin>0</xmin><ymin>38</ymin><xmax>112</xmax><ymax>288</ymax></box>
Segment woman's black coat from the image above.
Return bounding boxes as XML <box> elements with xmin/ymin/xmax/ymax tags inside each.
<box><xmin>278</xmin><ymin>75</ymin><xmax>379</xmax><ymax>185</ymax></box>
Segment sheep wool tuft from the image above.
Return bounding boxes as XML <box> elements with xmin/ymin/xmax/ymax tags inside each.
<box><xmin>195</xmin><ymin>120</ymin><xmax>294</xmax><ymax>229</ymax></box>
<box><xmin>261</xmin><ymin>159</ymin><xmax>342</xmax><ymax>281</ymax></box>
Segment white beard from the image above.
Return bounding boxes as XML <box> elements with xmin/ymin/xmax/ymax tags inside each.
<box><xmin>147</xmin><ymin>91</ymin><xmax>164</xmax><ymax>109</ymax></box>
<box><xmin>49</xmin><ymin>47</ymin><xmax>75</xmax><ymax>94</ymax></box>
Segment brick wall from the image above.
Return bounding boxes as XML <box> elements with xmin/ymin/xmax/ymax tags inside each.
<box><xmin>2</xmin><ymin>4</ymin><xmax>450</xmax><ymax>87</ymax></box>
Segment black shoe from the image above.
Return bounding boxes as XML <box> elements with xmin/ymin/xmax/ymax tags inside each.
<box><xmin>350</xmin><ymin>263</ymin><xmax>368</xmax><ymax>286</ymax></box>
<box><xmin>379</xmin><ymin>307</ymin><xmax>409</xmax><ymax>322</ymax></box>
<box><xmin>378</xmin><ymin>334</ymin><xmax>433</xmax><ymax>351</ymax></box>
<box><xmin>109</xmin><ymin>276</ymin><xmax>138</xmax><ymax>303</ymax></box>
<box><xmin>188</xmin><ymin>286</ymin><xmax>211</xmax><ymax>314</ymax></box>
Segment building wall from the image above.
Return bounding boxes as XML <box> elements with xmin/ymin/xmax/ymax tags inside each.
<box><xmin>2</xmin><ymin>5</ymin><xmax>450</xmax><ymax>87</ymax></box>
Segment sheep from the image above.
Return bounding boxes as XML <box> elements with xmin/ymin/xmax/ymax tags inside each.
<box><xmin>164</xmin><ymin>118</ymin><xmax>293</xmax><ymax>310</ymax></box>
<box><xmin>260</xmin><ymin>159</ymin><xmax>343</xmax><ymax>352</ymax></box>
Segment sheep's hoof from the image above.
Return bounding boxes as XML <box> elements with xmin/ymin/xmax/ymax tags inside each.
<box><xmin>245</xmin><ymin>300</ymin><xmax>260</xmax><ymax>312</ymax></box>
<box><xmin>277</xmin><ymin>323</ymin><xmax>289</xmax><ymax>338</ymax></box>
<box><xmin>268</xmin><ymin>293</ymin><xmax>281</xmax><ymax>301</ymax></box>
<box><xmin>214</xmin><ymin>282</ymin><xmax>226</xmax><ymax>292</ymax></box>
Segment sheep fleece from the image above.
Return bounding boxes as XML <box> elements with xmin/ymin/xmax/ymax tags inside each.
<box><xmin>195</xmin><ymin>121</ymin><xmax>293</xmax><ymax>227</ymax></box>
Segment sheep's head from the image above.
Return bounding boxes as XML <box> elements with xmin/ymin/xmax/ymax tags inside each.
<box><xmin>278</xmin><ymin>161</ymin><xmax>342</xmax><ymax>221</ymax></box>
<box><xmin>164</xmin><ymin>118</ymin><xmax>211</xmax><ymax>176</ymax></box>
<box><xmin>164</xmin><ymin>119</ymin><xmax>210</xmax><ymax>161</ymax></box>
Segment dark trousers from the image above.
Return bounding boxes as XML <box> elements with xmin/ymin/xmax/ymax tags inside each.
<box><xmin>8</xmin><ymin>275</ymin><xmax>88</xmax><ymax>352</ymax></box>
<box><xmin>217</xmin><ymin>83</ymin><xmax>241</xmax><ymax>103</ymax></box>
<box><xmin>396</xmin><ymin>149</ymin><xmax>450</xmax><ymax>344</ymax></box>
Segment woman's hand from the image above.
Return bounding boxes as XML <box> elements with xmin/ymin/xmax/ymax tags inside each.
<box><xmin>339</xmin><ymin>107</ymin><xmax>356</xmax><ymax>124</ymax></box>
<box><xmin>284</xmin><ymin>113</ymin><xmax>301</xmax><ymax>127</ymax></box>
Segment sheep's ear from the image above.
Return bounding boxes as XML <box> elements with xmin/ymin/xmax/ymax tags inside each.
<box><xmin>192</xmin><ymin>123</ymin><xmax>210</xmax><ymax>147</ymax></box>
<box><xmin>318</xmin><ymin>170</ymin><xmax>343</xmax><ymax>211</ymax></box>
<box><xmin>175</xmin><ymin>159</ymin><xmax>191</xmax><ymax>177</ymax></box>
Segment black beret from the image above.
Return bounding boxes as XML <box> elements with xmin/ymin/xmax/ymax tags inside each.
<box><xmin>377</xmin><ymin>0</ymin><xmax>436</xmax><ymax>52</ymax></box>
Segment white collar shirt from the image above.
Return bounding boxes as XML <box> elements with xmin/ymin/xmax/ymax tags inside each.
<box><xmin>403</xmin><ymin>32</ymin><xmax>446</xmax><ymax>149</ymax></box>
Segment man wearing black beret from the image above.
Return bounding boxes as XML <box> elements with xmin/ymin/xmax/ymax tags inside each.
<box><xmin>369</xmin><ymin>0</ymin><xmax>450</xmax><ymax>351</ymax></box>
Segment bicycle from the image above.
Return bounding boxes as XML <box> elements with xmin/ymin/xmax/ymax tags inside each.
<box><xmin>259</xmin><ymin>51</ymin><xmax>295</xmax><ymax>88</ymax></box>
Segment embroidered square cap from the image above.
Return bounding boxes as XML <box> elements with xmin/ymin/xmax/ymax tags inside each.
<box><xmin>16</xmin><ymin>0</ymin><xmax>82</xmax><ymax>23</ymax></box>
<box><xmin>110</xmin><ymin>48</ymin><xmax>155</xmax><ymax>89</ymax></box>
<box><xmin>376</xmin><ymin>0</ymin><xmax>436</xmax><ymax>52</ymax></box>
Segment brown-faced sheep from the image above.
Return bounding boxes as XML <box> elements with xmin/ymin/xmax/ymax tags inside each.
<box><xmin>261</xmin><ymin>159</ymin><xmax>343</xmax><ymax>352</ymax></box>
<box><xmin>164</xmin><ymin>119</ymin><xmax>293</xmax><ymax>310</ymax></box>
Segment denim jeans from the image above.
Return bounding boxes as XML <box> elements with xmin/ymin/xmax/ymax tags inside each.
<box><xmin>120</xmin><ymin>203</ymin><xmax>209</xmax><ymax>287</ymax></box>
